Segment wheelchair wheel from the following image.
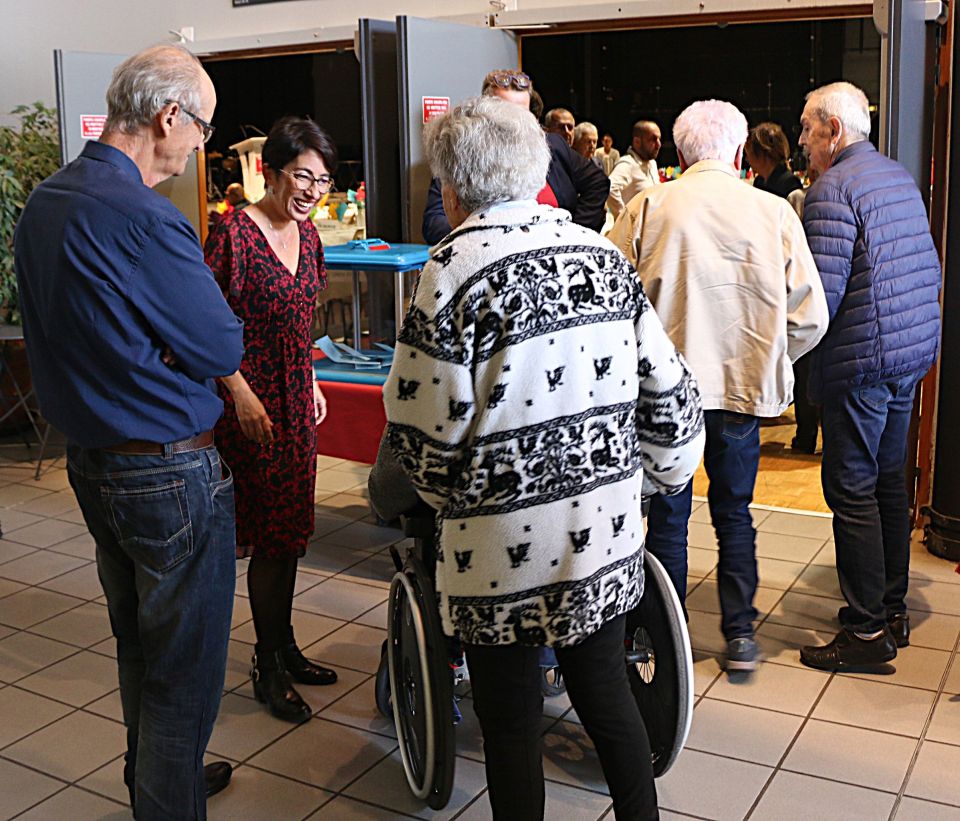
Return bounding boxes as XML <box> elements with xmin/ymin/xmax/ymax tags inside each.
<box><xmin>625</xmin><ymin>550</ymin><xmax>694</xmax><ymax>778</ymax></box>
<box><xmin>387</xmin><ymin>552</ymin><xmax>456</xmax><ymax>810</ymax></box>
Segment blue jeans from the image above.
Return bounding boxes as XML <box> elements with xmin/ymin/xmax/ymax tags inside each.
<box><xmin>821</xmin><ymin>375</ymin><xmax>918</xmax><ymax>633</ymax></box>
<box><xmin>67</xmin><ymin>444</ymin><xmax>236</xmax><ymax>821</ymax></box>
<box><xmin>646</xmin><ymin>410</ymin><xmax>760</xmax><ymax>640</ymax></box>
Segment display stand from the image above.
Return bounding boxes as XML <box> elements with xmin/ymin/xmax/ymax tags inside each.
<box><xmin>230</xmin><ymin>137</ymin><xmax>267</xmax><ymax>203</ymax></box>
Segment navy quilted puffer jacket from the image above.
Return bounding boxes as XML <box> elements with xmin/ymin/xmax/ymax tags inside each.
<box><xmin>802</xmin><ymin>141</ymin><xmax>941</xmax><ymax>402</ymax></box>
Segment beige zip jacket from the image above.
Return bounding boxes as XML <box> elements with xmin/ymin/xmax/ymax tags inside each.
<box><xmin>608</xmin><ymin>159</ymin><xmax>829</xmax><ymax>417</ymax></box>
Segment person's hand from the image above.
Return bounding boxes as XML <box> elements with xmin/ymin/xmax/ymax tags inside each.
<box><xmin>314</xmin><ymin>381</ymin><xmax>327</xmax><ymax>425</ymax></box>
<box><xmin>234</xmin><ymin>385</ymin><xmax>274</xmax><ymax>445</ymax></box>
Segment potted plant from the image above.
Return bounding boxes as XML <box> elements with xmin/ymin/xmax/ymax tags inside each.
<box><xmin>0</xmin><ymin>102</ymin><xmax>60</xmax><ymax>324</ymax></box>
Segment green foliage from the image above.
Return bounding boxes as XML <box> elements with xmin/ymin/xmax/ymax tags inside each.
<box><xmin>0</xmin><ymin>103</ymin><xmax>60</xmax><ymax>322</ymax></box>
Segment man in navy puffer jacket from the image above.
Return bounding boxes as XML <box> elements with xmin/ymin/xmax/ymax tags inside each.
<box><xmin>797</xmin><ymin>82</ymin><xmax>941</xmax><ymax>672</ymax></box>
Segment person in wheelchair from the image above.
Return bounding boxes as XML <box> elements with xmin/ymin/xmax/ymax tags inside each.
<box><xmin>382</xmin><ymin>95</ymin><xmax>705</xmax><ymax>821</ymax></box>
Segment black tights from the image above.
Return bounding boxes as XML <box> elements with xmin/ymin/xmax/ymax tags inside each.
<box><xmin>247</xmin><ymin>555</ymin><xmax>298</xmax><ymax>653</ymax></box>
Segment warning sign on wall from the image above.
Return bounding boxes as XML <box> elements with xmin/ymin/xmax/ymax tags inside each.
<box><xmin>422</xmin><ymin>97</ymin><xmax>450</xmax><ymax>124</ymax></box>
<box><xmin>80</xmin><ymin>115</ymin><xmax>107</xmax><ymax>139</ymax></box>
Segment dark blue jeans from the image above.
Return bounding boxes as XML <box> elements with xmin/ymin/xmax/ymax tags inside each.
<box><xmin>67</xmin><ymin>444</ymin><xmax>236</xmax><ymax>821</ymax></box>
<box><xmin>646</xmin><ymin>410</ymin><xmax>760</xmax><ymax>640</ymax></box>
<box><xmin>821</xmin><ymin>375</ymin><xmax>918</xmax><ymax>633</ymax></box>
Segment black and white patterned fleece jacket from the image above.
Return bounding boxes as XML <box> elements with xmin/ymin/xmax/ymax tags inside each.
<box><xmin>383</xmin><ymin>201</ymin><xmax>705</xmax><ymax>648</ymax></box>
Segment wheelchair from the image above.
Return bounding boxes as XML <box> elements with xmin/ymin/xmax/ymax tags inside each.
<box><xmin>373</xmin><ymin>514</ymin><xmax>694</xmax><ymax>808</ymax></box>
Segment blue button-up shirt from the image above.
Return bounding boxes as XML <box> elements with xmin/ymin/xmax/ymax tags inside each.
<box><xmin>14</xmin><ymin>141</ymin><xmax>244</xmax><ymax>449</ymax></box>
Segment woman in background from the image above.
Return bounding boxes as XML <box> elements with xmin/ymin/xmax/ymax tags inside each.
<box><xmin>205</xmin><ymin>117</ymin><xmax>339</xmax><ymax>724</ymax></box>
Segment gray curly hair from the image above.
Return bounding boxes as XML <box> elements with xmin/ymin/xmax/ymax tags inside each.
<box><xmin>104</xmin><ymin>44</ymin><xmax>206</xmax><ymax>135</ymax></box>
<box><xmin>423</xmin><ymin>95</ymin><xmax>550</xmax><ymax>215</ymax></box>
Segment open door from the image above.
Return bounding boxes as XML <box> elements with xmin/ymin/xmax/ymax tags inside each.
<box><xmin>396</xmin><ymin>18</ymin><xmax>517</xmax><ymax>243</ymax></box>
<box><xmin>53</xmin><ymin>49</ymin><xmax>205</xmax><ymax>236</ymax></box>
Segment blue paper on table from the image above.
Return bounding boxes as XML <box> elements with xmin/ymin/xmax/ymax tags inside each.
<box><xmin>322</xmin><ymin>241</ymin><xmax>430</xmax><ymax>271</ymax></box>
<box><xmin>314</xmin><ymin>336</ymin><xmax>393</xmax><ymax>370</ymax></box>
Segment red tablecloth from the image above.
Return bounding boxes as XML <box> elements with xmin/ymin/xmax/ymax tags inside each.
<box><xmin>316</xmin><ymin>379</ymin><xmax>386</xmax><ymax>464</ymax></box>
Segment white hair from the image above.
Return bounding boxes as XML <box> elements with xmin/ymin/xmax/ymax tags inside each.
<box><xmin>424</xmin><ymin>95</ymin><xmax>550</xmax><ymax>214</ymax></box>
<box><xmin>574</xmin><ymin>122</ymin><xmax>598</xmax><ymax>141</ymax></box>
<box><xmin>104</xmin><ymin>44</ymin><xmax>206</xmax><ymax>135</ymax></box>
<box><xmin>672</xmin><ymin>99</ymin><xmax>748</xmax><ymax>165</ymax></box>
<box><xmin>805</xmin><ymin>82</ymin><xmax>871</xmax><ymax>141</ymax></box>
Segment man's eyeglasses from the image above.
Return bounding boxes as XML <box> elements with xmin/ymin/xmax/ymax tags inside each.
<box><xmin>281</xmin><ymin>169</ymin><xmax>335</xmax><ymax>194</ymax></box>
<box><xmin>485</xmin><ymin>71</ymin><xmax>531</xmax><ymax>91</ymax></box>
<box><xmin>164</xmin><ymin>99</ymin><xmax>215</xmax><ymax>144</ymax></box>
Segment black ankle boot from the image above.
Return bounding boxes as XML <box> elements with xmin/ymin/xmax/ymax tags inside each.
<box><xmin>281</xmin><ymin>629</ymin><xmax>338</xmax><ymax>686</ymax></box>
<box><xmin>251</xmin><ymin>648</ymin><xmax>312</xmax><ymax>724</ymax></box>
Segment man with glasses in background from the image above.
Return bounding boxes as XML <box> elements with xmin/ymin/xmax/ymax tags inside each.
<box><xmin>15</xmin><ymin>44</ymin><xmax>243</xmax><ymax>820</ymax></box>
<box><xmin>421</xmin><ymin>69</ymin><xmax>609</xmax><ymax>243</ymax></box>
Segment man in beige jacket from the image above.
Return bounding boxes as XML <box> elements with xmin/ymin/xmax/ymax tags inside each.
<box><xmin>609</xmin><ymin>99</ymin><xmax>828</xmax><ymax>677</ymax></box>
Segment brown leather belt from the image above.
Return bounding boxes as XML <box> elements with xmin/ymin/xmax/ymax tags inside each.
<box><xmin>103</xmin><ymin>430</ymin><xmax>214</xmax><ymax>456</ymax></box>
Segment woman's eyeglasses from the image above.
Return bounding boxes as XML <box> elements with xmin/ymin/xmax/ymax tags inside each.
<box><xmin>282</xmin><ymin>169</ymin><xmax>335</xmax><ymax>194</ymax></box>
<box><xmin>164</xmin><ymin>99</ymin><xmax>215</xmax><ymax>143</ymax></box>
<box><xmin>485</xmin><ymin>71</ymin><xmax>531</xmax><ymax>91</ymax></box>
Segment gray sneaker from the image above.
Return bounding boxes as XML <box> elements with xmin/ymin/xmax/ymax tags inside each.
<box><xmin>725</xmin><ymin>637</ymin><xmax>760</xmax><ymax>674</ymax></box>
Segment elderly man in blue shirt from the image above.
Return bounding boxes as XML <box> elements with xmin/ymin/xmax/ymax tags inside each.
<box><xmin>14</xmin><ymin>45</ymin><xmax>244</xmax><ymax>820</ymax></box>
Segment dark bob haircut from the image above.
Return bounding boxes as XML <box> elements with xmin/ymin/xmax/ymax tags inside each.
<box><xmin>261</xmin><ymin>116</ymin><xmax>338</xmax><ymax>176</ymax></box>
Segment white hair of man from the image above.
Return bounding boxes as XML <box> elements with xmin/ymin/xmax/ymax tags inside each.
<box><xmin>424</xmin><ymin>95</ymin><xmax>550</xmax><ymax>215</ymax></box>
<box><xmin>574</xmin><ymin>122</ymin><xmax>598</xmax><ymax>142</ymax></box>
<box><xmin>805</xmin><ymin>81</ymin><xmax>871</xmax><ymax>141</ymax></box>
<box><xmin>104</xmin><ymin>44</ymin><xmax>206</xmax><ymax>135</ymax></box>
<box><xmin>672</xmin><ymin>99</ymin><xmax>748</xmax><ymax>166</ymax></box>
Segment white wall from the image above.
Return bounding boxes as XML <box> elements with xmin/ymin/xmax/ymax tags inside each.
<box><xmin>1</xmin><ymin>0</ymin><xmax>866</xmax><ymax>125</ymax></box>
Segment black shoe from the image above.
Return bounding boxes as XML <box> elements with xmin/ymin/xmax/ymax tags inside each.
<box><xmin>205</xmin><ymin>761</ymin><xmax>233</xmax><ymax>798</ymax></box>
<box><xmin>281</xmin><ymin>637</ymin><xmax>338</xmax><ymax>686</ymax></box>
<box><xmin>251</xmin><ymin>649</ymin><xmax>312</xmax><ymax>724</ymax></box>
<box><xmin>888</xmin><ymin>613</ymin><xmax>910</xmax><ymax>648</ymax></box>
<box><xmin>800</xmin><ymin>627</ymin><xmax>897</xmax><ymax>673</ymax></box>
<box><xmin>790</xmin><ymin>437</ymin><xmax>817</xmax><ymax>455</ymax></box>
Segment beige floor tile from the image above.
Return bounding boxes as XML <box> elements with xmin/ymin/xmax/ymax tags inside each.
<box><xmin>843</xmin><ymin>645</ymin><xmax>952</xmax><ymax>691</ymax></box>
<box><xmin>306</xmin><ymin>795</ymin><xmax>397</xmax><ymax>819</ymax></box>
<box><xmin>355</xmin><ymin>600</ymin><xmax>389</xmax><ymax>630</ymax></box>
<box><xmin>755</xmin><ymin>531</ymin><xmax>827</xmax><ymax>563</ymax></box>
<box><xmin>0</xmin><ymin>757</ymin><xmax>66</xmax><ymax>819</ymax></box>
<box><xmin>315</xmin><ymin>494</ymin><xmax>373</xmax><ymax>520</ymax></box>
<box><xmin>693</xmin><ymin>652</ymin><xmax>723</xmax><ymax>695</ymax></box>
<box><xmin>0</xmin><ymin>685</ymin><xmax>74</xmax><ymax>747</ymax></box>
<box><xmin>16</xmin><ymin>490</ymin><xmax>79</xmax><ymax>518</ymax></box>
<box><xmin>3</xmin><ymin>709</ymin><xmax>126</xmax><ymax>781</ymax></box>
<box><xmin>54</xmin><ymin>507</ymin><xmax>89</xmax><ymax>526</ymax></box>
<box><xmin>315</xmin><ymin>469</ymin><xmax>373</xmax><ymax>494</ymax></box>
<box><xmin>757</xmin><ymin>511</ymin><xmax>833</xmax><ymax>541</ymax></box>
<box><xmin>731</xmin><ymin>557</ymin><xmax>807</xmax><ymax>591</ymax></box>
<box><xmin>18</xmin><ymin>648</ymin><xmax>119</xmax><ymax>707</ymax></box>
<box><xmin>685</xmin><ymin>579</ymin><xmax>783</xmax><ymax>619</ymax></box>
<box><xmin>294</xmin><ymin>568</ymin><xmax>328</xmax><ymax>596</ymax></box>
<box><xmin>29</xmin><ymin>601</ymin><xmax>112</xmax><ymax>648</ymax></box>
<box><xmin>656</xmin><ymin>748</ymin><xmax>771</xmax><ymax>820</ymax></box>
<box><xmin>0</xmin><ymin>586</ymin><xmax>85</xmax><ymax>629</ymax></box>
<box><xmin>2</xmin><ymin>517</ymin><xmax>88</xmax><ymax>548</ymax></box>
<box><xmin>686</xmin><ymin>521</ymin><xmax>718</xmax><ymax>550</ymax></box>
<box><xmin>926</xmin><ymin>693</ymin><xmax>960</xmax><ymax>746</ymax></box>
<box><xmin>0</xmin><ymin>538</ymin><xmax>38</xmax><ymax>565</ymax></box>
<box><xmin>751</xmin><ymin>770</ymin><xmax>895</xmax><ymax>820</ymax></box>
<box><xmin>783</xmin><ymin>719</ymin><xmax>916</xmax><ymax>792</ymax></box>
<box><xmin>0</xmin><ymin>508</ymin><xmax>46</xmax><ymax>535</ymax></box>
<box><xmin>311</xmin><ymin>512</ymin><xmax>356</xmax><ymax>539</ymax></box>
<box><xmin>301</xmin><ymin>542</ymin><xmax>377</xmax><ymax>575</ymax></box>
<box><xmin>305</xmin><ymin>622</ymin><xmax>387</xmax><ymax>674</ymax></box>
<box><xmin>944</xmin><ymin>663</ymin><xmax>960</xmax><ymax>695</ymax></box>
<box><xmin>336</xmin><ymin>549</ymin><xmax>396</xmax><ymax>589</ymax></box>
<box><xmin>222</xmin><ymin>639</ymin><xmax>255</xmax><ymax>692</ymax></box>
<box><xmin>231</xmin><ymin>607</ymin><xmax>345</xmax><ymax>648</ymax></box>
<box><xmin>908</xmin><ymin>579</ymin><xmax>960</xmax><ymax>616</ymax></box>
<box><xmin>765</xmin><ymin>590</ymin><xmax>843</xmax><ymax>632</ymax></box>
<box><xmin>208</xmin><ymin>765</ymin><xmax>333</xmax><ymax>820</ymax></box>
<box><xmin>322</xmin><ymin>520</ymin><xmax>404</xmax><ymax>552</ymax></box>
<box><xmin>708</xmin><ymin>659</ymin><xmax>830</xmax><ymax>716</ymax></box>
<box><xmin>24</xmin><ymin>468</ymin><xmax>72</xmax><ymax>492</ymax></box>
<box><xmin>895</xmin><ymin>797</ymin><xmax>960</xmax><ymax>820</ymax></box>
<box><xmin>88</xmin><ymin>636</ymin><xmax>117</xmax><ymax>659</ymax></box>
<box><xmin>0</xmin><ymin>576</ymin><xmax>25</xmax><ymax>599</ymax></box>
<box><xmin>316</xmin><ymin>676</ymin><xmax>397</xmax><ymax>739</ymax></box>
<box><xmin>82</xmin><ymin>688</ymin><xmax>124</xmax><ymax>723</ymax></box>
<box><xmin>230</xmin><ymin>595</ymin><xmax>252</xmax><ymax>630</ymax></box>
<box><xmin>294</xmin><ymin>577</ymin><xmax>389</xmax><ymax>622</ymax></box>
<box><xmin>345</xmin><ymin>749</ymin><xmax>487</xmax><ymax>819</ymax></box>
<box><xmin>686</xmin><ymin>546</ymin><xmax>717</xmax><ymax>579</ymax></box>
<box><xmin>909</xmin><ymin>611</ymin><xmax>960</xmax><ymax>651</ymax></box>
<box><xmin>810</xmin><ymin>540</ymin><xmax>836</xmax><ymax>567</ymax></box>
<box><xmin>205</xmin><ymin>692</ymin><xmax>299</xmax><ymax>761</ymax></box>
<box><xmin>15</xmin><ymin>784</ymin><xmax>128</xmax><ymax>820</ymax></box>
<box><xmin>0</xmin><ymin>630</ymin><xmax>78</xmax><ymax>682</ymax></box>
<box><xmin>75</xmin><ymin>755</ymin><xmax>130</xmax><ymax>805</ymax></box>
<box><xmin>686</xmin><ymin>610</ymin><xmax>727</xmax><ymax>656</ymax></box>
<box><xmin>0</xmin><ymin>483</ymin><xmax>56</xmax><ymax>508</ymax></box>
<box><xmin>0</xmin><ymin>549</ymin><xmax>88</xmax><ymax>584</ymax></box>
<box><xmin>906</xmin><ymin>740</ymin><xmax>960</xmax><ymax>806</ymax></box>
<box><xmin>754</xmin><ymin>622</ymin><xmax>834</xmax><ymax>669</ymax></box>
<box><xmin>37</xmin><ymin>562</ymin><xmax>103</xmax><ymax>600</ymax></box>
<box><xmin>541</xmin><ymin>719</ymin><xmax>606</xmax><ymax>792</ymax></box>
<box><xmin>686</xmin><ymin>697</ymin><xmax>803</xmax><ymax>764</ymax></box>
<box><xmin>250</xmin><ymin>716</ymin><xmax>396</xmax><ymax>791</ymax></box>
<box><xmin>790</xmin><ymin>563</ymin><xmax>843</xmax><ymax>599</ymax></box>
<box><xmin>813</xmin><ymin>677</ymin><xmax>936</xmax><ymax>737</ymax></box>
<box><xmin>45</xmin><ymin>530</ymin><xmax>96</xmax><ymax>559</ymax></box>
<box><xmin>910</xmin><ymin>548</ymin><xmax>960</xmax><ymax>586</ymax></box>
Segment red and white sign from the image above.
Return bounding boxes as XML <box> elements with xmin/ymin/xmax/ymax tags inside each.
<box><xmin>255</xmin><ymin>155</ymin><xmax>263</xmax><ymax>174</ymax></box>
<box><xmin>80</xmin><ymin>115</ymin><xmax>107</xmax><ymax>140</ymax></box>
<box><xmin>422</xmin><ymin>96</ymin><xmax>450</xmax><ymax>124</ymax></box>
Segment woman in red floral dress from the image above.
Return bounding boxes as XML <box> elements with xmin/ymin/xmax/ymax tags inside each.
<box><xmin>204</xmin><ymin>117</ymin><xmax>338</xmax><ymax>724</ymax></box>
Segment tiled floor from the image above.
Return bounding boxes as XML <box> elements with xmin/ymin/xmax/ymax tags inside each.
<box><xmin>0</xmin><ymin>448</ymin><xmax>957</xmax><ymax>820</ymax></box>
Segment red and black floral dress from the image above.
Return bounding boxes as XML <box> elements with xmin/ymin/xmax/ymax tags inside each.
<box><xmin>204</xmin><ymin>210</ymin><xmax>325</xmax><ymax>558</ymax></box>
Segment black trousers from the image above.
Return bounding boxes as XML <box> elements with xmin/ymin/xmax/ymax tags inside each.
<box><xmin>465</xmin><ymin>614</ymin><xmax>659</xmax><ymax>821</ymax></box>
<box><xmin>793</xmin><ymin>353</ymin><xmax>820</xmax><ymax>450</ymax></box>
